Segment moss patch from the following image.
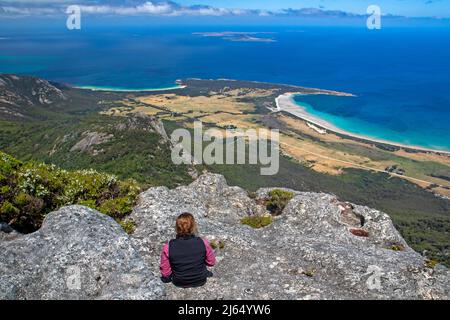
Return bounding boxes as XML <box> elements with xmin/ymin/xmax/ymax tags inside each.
<box><xmin>210</xmin><ymin>239</ymin><xmax>226</xmax><ymax>250</ymax></box>
<box><xmin>241</xmin><ymin>214</ymin><xmax>273</xmax><ymax>229</ymax></box>
<box><xmin>389</xmin><ymin>244</ymin><xmax>406</xmax><ymax>251</ymax></box>
<box><xmin>118</xmin><ymin>218</ymin><xmax>136</xmax><ymax>235</ymax></box>
<box><xmin>301</xmin><ymin>267</ymin><xmax>317</xmax><ymax>277</ymax></box>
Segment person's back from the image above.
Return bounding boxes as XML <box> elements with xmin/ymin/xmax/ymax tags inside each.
<box><xmin>160</xmin><ymin>213</ymin><xmax>216</xmax><ymax>288</ymax></box>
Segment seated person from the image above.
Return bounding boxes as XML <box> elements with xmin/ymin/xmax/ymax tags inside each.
<box><xmin>159</xmin><ymin>212</ymin><xmax>216</xmax><ymax>288</ymax></box>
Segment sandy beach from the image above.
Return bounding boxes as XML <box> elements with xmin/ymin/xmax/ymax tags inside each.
<box><xmin>75</xmin><ymin>84</ymin><xmax>186</xmax><ymax>92</ymax></box>
<box><xmin>276</xmin><ymin>93</ymin><xmax>450</xmax><ymax>155</ymax></box>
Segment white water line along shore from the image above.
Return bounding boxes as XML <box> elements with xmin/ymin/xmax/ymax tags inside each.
<box><xmin>74</xmin><ymin>84</ymin><xmax>186</xmax><ymax>92</ymax></box>
<box><xmin>275</xmin><ymin>93</ymin><xmax>450</xmax><ymax>155</ymax></box>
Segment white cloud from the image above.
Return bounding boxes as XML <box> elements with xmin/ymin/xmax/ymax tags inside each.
<box><xmin>0</xmin><ymin>6</ymin><xmax>58</xmax><ymax>15</ymax></box>
<box><xmin>0</xmin><ymin>1</ymin><xmax>425</xmax><ymax>19</ymax></box>
<box><xmin>79</xmin><ymin>2</ymin><xmax>175</xmax><ymax>15</ymax></box>
<box><xmin>0</xmin><ymin>1</ymin><xmax>262</xmax><ymax>17</ymax></box>
<box><xmin>77</xmin><ymin>2</ymin><xmax>258</xmax><ymax>17</ymax></box>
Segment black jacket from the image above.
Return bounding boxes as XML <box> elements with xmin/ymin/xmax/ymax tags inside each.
<box><xmin>168</xmin><ymin>235</ymin><xmax>210</xmax><ymax>287</ymax></box>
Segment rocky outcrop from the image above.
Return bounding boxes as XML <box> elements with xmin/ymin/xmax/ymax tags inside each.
<box><xmin>68</xmin><ymin>113</ymin><xmax>171</xmax><ymax>156</ymax></box>
<box><xmin>1</xmin><ymin>174</ymin><xmax>449</xmax><ymax>300</ymax></box>
<box><xmin>0</xmin><ymin>74</ymin><xmax>66</xmax><ymax>107</ymax></box>
<box><xmin>114</xmin><ymin>112</ymin><xmax>170</xmax><ymax>143</ymax></box>
<box><xmin>70</xmin><ymin>131</ymin><xmax>114</xmax><ymax>153</ymax></box>
<box><xmin>0</xmin><ymin>74</ymin><xmax>67</xmax><ymax>120</ymax></box>
<box><xmin>0</xmin><ymin>206</ymin><xmax>163</xmax><ymax>300</ymax></box>
<box><xmin>131</xmin><ymin>174</ymin><xmax>449</xmax><ymax>300</ymax></box>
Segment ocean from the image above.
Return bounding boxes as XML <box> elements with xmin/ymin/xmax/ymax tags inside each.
<box><xmin>1</xmin><ymin>24</ymin><xmax>449</xmax><ymax>151</ymax></box>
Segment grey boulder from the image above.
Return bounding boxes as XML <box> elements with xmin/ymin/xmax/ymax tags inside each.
<box><xmin>130</xmin><ymin>173</ymin><xmax>450</xmax><ymax>300</ymax></box>
<box><xmin>0</xmin><ymin>205</ymin><xmax>163</xmax><ymax>300</ymax></box>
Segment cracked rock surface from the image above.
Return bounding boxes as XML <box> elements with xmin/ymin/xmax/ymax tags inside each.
<box><xmin>1</xmin><ymin>174</ymin><xmax>449</xmax><ymax>300</ymax></box>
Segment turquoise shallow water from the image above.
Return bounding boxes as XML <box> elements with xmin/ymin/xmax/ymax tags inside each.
<box><xmin>292</xmin><ymin>94</ymin><xmax>450</xmax><ymax>151</ymax></box>
<box><xmin>0</xmin><ymin>26</ymin><xmax>449</xmax><ymax>151</ymax></box>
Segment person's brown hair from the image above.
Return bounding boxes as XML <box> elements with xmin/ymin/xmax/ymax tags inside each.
<box><xmin>175</xmin><ymin>212</ymin><xmax>197</xmax><ymax>237</ymax></box>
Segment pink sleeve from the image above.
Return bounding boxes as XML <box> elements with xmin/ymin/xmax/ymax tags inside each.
<box><xmin>203</xmin><ymin>238</ymin><xmax>216</xmax><ymax>267</ymax></box>
<box><xmin>159</xmin><ymin>243</ymin><xmax>172</xmax><ymax>277</ymax></box>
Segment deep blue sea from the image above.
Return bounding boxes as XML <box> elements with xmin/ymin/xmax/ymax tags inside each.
<box><xmin>1</xmin><ymin>25</ymin><xmax>449</xmax><ymax>151</ymax></box>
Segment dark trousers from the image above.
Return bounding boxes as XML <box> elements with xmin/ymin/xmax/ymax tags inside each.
<box><xmin>161</xmin><ymin>270</ymin><xmax>213</xmax><ymax>288</ymax></box>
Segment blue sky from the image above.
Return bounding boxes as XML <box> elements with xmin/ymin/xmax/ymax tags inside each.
<box><xmin>0</xmin><ymin>0</ymin><xmax>449</xmax><ymax>18</ymax></box>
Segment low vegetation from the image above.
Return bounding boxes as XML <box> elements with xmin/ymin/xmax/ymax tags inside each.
<box><xmin>301</xmin><ymin>267</ymin><xmax>317</xmax><ymax>277</ymax></box>
<box><xmin>241</xmin><ymin>214</ymin><xmax>273</xmax><ymax>229</ymax></box>
<box><xmin>0</xmin><ymin>151</ymin><xmax>140</xmax><ymax>233</ymax></box>
<box><xmin>389</xmin><ymin>244</ymin><xmax>406</xmax><ymax>252</ymax></box>
<box><xmin>119</xmin><ymin>218</ymin><xmax>137</xmax><ymax>235</ymax></box>
<box><xmin>210</xmin><ymin>239</ymin><xmax>226</xmax><ymax>250</ymax></box>
<box><xmin>265</xmin><ymin>189</ymin><xmax>294</xmax><ymax>216</ymax></box>
<box><xmin>425</xmin><ymin>259</ymin><xmax>440</xmax><ymax>269</ymax></box>
<box><xmin>0</xmin><ymin>115</ymin><xmax>193</xmax><ymax>189</ymax></box>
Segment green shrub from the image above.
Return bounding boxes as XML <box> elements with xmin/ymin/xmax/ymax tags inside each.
<box><xmin>0</xmin><ymin>152</ymin><xmax>21</xmax><ymax>176</ymax></box>
<box><xmin>0</xmin><ymin>185</ymin><xmax>11</xmax><ymax>195</ymax></box>
<box><xmin>241</xmin><ymin>215</ymin><xmax>273</xmax><ymax>229</ymax></box>
<box><xmin>98</xmin><ymin>197</ymin><xmax>133</xmax><ymax>220</ymax></box>
<box><xmin>0</xmin><ymin>151</ymin><xmax>140</xmax><ymax>233</ymax></box>
<box><xmin>1</xmin><ymin>201</ymin><xmax>19</xmax><ymax>217</ymax></box>
<box><xmin>59</xmin><ymin>169</ymin><xmax>118</xmax><ymax>206</ymax></box>
<box><xmin>265</xmin><ymin>189</ymin><xmax>294</xmax><ymax>216</ymax></box>
<box><xmin>77</xmin><ymin>199</ymin><xmax>98</xmax><ymax>210</ymax></box>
